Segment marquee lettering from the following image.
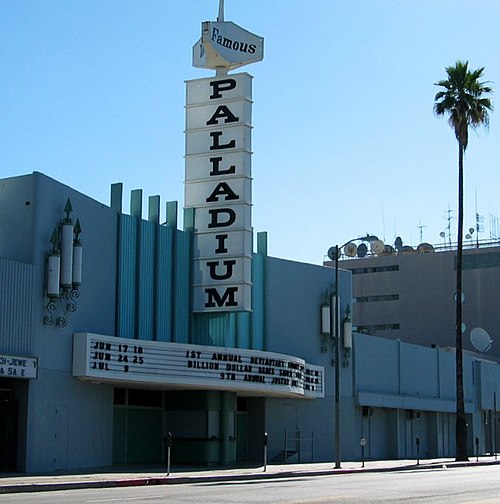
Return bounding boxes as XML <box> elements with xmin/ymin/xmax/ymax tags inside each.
<box><xmin>209</xmin><ymin>157</ymin><xmax>236</xmax><ymax>176</ymax></box>
<box><xmin>207</xmin><ymin>259</ymin><xmax>236</xmax><ymax>280</ymax></box>
<box><xmin>205</xmin><ymin>286</ymin><xmax>239</xmax><ymax>307</ymax></box>
<box><xmin>209</xmin><ymin>78</ymin><xmax>237</xmax><ymax>99</ymax></box>
<box><xmin>215</xmin><ymin>234</ymin><xmax>228</xmax><ymax>253</ymax></box>
<box><xmin>206</xmin><ymin>105</ymin><xmax>239</xmax><ymax>125</ymax></box>
<box><xmin>208</xmin><ymin>208</ymin><xmax>236</xmax><ymax>228</ymax></box>
<box><xmin>206</xmin><ymin>182</ymin><xmax>240</xmax><ymax>202</ymax></box>
<box><xmin>210</xmin><ymin>131</ymin><xmax>236</xmax><ymax>150</ymax></box>
<box><xmin>211</xmin><ymin>28</ymin><xmax>257</xmax><ymax>55</ymax></box>
<box><xmin>186</xmin><ymin>74</ymin><xmax>253</xmax><ymax>312</ymax></box>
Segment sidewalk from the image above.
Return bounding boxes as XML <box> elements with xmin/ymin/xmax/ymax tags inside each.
<box><xmin>1</xmin><ymin>457</ymin><xmax>500</xmax><ymax>494</ymax></box>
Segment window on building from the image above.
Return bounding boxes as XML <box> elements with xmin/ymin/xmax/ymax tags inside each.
<box><xmin>350</xmin><ymin>265</ymin><xmax>399</xmax><ymax>275</ymax></box>
<box><xmin>354</xmin><ymin>294</ymin><xmax>399</xmax><ymax>303</ymax></box>
<box><xmin>356</xmin><ymin>323</ymin><xmax>400</xmax><ymax>334</ymax></box>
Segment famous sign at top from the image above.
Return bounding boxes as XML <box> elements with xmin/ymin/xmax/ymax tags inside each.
<box><xmin>193</xmin><ymin>20</ymin><xmax>264</xmax><ymax>71</ymax></box>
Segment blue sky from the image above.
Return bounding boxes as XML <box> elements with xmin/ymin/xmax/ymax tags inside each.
<box><xmin>2</xmin><ymin>1</ymin><xmax>499</xmax><ymax>264</ymax></box>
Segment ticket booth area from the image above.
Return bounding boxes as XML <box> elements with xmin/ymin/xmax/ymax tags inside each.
<box><xmin>112</xmin><ymin>388</ymin><xmax>265</xmax><ymax>466</ymax></box>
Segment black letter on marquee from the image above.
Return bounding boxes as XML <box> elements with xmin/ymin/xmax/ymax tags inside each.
<box><xmin>215</xmin><ymin>234</ymin><xmax>229</xmax><ymax>253</ymax></box>
<box><xmin>206</xmin><ymin>105</ymin><xmax>239</xmax><ymax>125</ymax></box>
<box><xmin>205</xmin><ymin>287</ymin><xmax>239</xmax><ymax>308</ymax></box>
<box><xmin>208</xmin><ymin>208</ymin><xmax>236</xmax><ymax>228</ymax></box>
<box><xmin>210</xmin><ymin>79</ymin><xmax>237</xmax><ymax>99</ymax></box>
<box><xmin>206</xmin><ymin>182</ymin><xmax>240</xmax><ymax>203</ymax></box>
<box><xmin>207</xmin><ymin>260</ymin><xmax>236</xmax><ymax>280</ymax></box>
<box><xmin>210</xmin><ymin>157</ymin><xmax>236</xmax><ymax>176</ymax></box>
<box><xmin>210</xmin><ymin>131</ymin><xmax>236</xmax><ymax>150</ymax></box>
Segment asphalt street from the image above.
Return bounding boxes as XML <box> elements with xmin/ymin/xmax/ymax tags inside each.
<box><xmin>2</xmin><ymin>464</ymin><xmax>500</xmax><ymax>504</ymax></box>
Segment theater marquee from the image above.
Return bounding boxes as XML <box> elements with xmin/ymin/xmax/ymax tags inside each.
<box><xmin>185</xmin><ymin>73</ymin><xmax>254</xmax><ymax>312</ymax></box>
<box><xmin>73</xmin><ymin>333</ymin><xmax>324</xmax><ymax>399</ymax></box>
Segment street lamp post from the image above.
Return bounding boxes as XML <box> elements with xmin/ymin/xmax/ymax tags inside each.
<box><xmin>327</xmin><ymin>235</ymin><xmax>382</xmax><ymax>469</ymax></box>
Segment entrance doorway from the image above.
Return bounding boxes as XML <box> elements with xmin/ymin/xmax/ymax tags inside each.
<box><xmin>0</xmin><ymin>389</ymin><xmax>18</xmax><ymax>471</ymax></box>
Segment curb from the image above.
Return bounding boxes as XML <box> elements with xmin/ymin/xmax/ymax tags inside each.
<box><xmin>1</xmin><ymin>459</ymin><xmax>499</xmax><ymax>494</ymax></box>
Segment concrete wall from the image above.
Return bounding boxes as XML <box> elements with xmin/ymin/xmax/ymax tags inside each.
<box><xmin>337</xmin><ymin>247</ymin><xmax>500</xmax><ymax>359</ymax></box>
<box><xmin>263</xmin><ymin>256</ymin><xmax>353</xmax><ymax>462</ymax></box>
<box><xmin>1</xmin><ymin>173</ymin><xmax>118</xmax><ymax>472</ymax></box>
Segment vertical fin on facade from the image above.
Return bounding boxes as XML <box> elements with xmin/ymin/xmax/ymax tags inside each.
<box><xmin>156</xmin><ymin>225</ymin><xmax>174</xmax><ymax>342</ymax></box>
<box><xmin>166</xmin><ymin>201</ymin><xmax>178</xmax><ymax>228</ymax></box>
<box><xmin>257</xmin><ymin>231</ymin><xmax>268</xmax><ymax>256</ymax></box>
<box><xmin>110</xmin><ymin>183</ymin><xmax>123</xmax><ymax>213</ymax></box>
<box><xmin>148</xmin><ymin>196</ymin><xmax>160</xmax><ymax>224</ymax></box>
<box><xmin>130</xmin><ymin>189</ymin><xmax>143</xmax><ymax>219</ymax></box>
<box><xmin>116</xmin><ymin>213</ymin><xmax>137</xmax><ymax>338</ymax></box>
<box><xmin>251</xmin><ymin>231</ymin><xmax>267</xmax><ymax>350</ymax></box>
<box><xmin>183</xmin><ymin>207</ymin><xmax>195</xmax><ymax>233</ymax></box>
<box><xmin>174</xmin><ymin>231</ymin><xmax>191</xmax><ymax>343</ymax></box>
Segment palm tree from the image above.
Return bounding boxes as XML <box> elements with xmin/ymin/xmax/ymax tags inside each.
<box><xmin>434</xmin><ymin>61</ymin><xmax>493</xmax><ymax>461</ymax></box>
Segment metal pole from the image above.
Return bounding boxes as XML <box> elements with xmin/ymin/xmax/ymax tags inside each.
<box><xmin>334</xmin><ymin>244</ymin><xmax>341</xmax><ymax>469</ymax></box>
<box><xmin>166</xmin><ymin>432</ymin><xmax>172</xmax><ymax>476</ymax></box>
<box><xmin>361</xmin><ymin>438</ymin><xmax>366</xmax><ymax>468</ymax></box>
<box><xmin>495</xmin><ymin>392</ymin><xmax>497</xmax><ymax>460</ymax></box>
<box><xmin>167</xmin><ymin>445</ymin><xmax>171</xmax><ymax>476</ymax></box>
<box><xmin>285</xmin><ymin>429</ymin><xmax>288</xmax><ymax>464</ymax></box>
<box><xmin>263</xmin><ymin>432</ymin><xmax>268</xmax><ymax>472</ymax></box>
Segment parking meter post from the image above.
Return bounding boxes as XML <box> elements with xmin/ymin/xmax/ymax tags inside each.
<box><xmin>263</xmin><ymin>432</ymin><xmax>268</xmax><ymax>472</ymax></box>
<box><xmin>166</xmin><ymin>432</ymin><xmax>173</xmax><ymax>476</ymax></box>
<box><xmin>360</xmin><ymin>438</ymin><xmax>366</xmax><ymax>468</ymax></box>
<box><xmin>416</xmin><ymin>436</ymin><xmax>420</xmax><ymax>465</ymax></box>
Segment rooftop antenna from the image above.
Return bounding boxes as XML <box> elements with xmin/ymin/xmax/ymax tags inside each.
<box><xmin>217</xmin><ymin>0</ymin><xmax>224</xmax><ymax>22</ymax></box>
<box><xmin>417</xmin><ymin>219</ymin><xmax>427</xmax><ymax>243</ymax></box>
<box><xmin>444</xmin><ymin>206</ymin><xmax>454</xmax><ymax>248</ymax></box>
<box><xmin>490</xmin><ymin>214</ymin><xmax>500</xmax><ymax>240</ymax></box>
<box><xmin>475</xmin><ymin>189</ymin><xmax>484</xmax><ymax>248</ymax></box>
<box><xmin>381</xmin><ymin>201</ymin><xmax>386</xmax><ymax>242</ymax></box>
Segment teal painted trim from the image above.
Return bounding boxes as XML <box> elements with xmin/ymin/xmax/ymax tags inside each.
<box><xmin>148</xmin><ymin>196</ymin><xmax>160</xmax><ymax>224</ymax></box>
<box><xmin>174</xmin><ymin>230</ymin><xmax>191</xmax><ymax>343</ymax></box>
<box><xmin>227</xmin><ymin>313</ymin><xmax>236</xmax><ymax>347</ymax></box>
<box><xmin>137</xmin><ymin>221</ymin><xmax>155</xmax><ymax>341</ymax></box>
<box><xmin>166</xmin><ymin>201</ymin><xmax>178</xmax><ymax>228</ymax></box>
<box><xmin>110</xmin><ymin>183</ymin><xmax>123</xmax><ymax>212</ymax></box>
<box><xmin>236</xmin><ymin>311</ymin><xmax>250</xmax><ymax>349</ymax></box>
<box><xmin>183</xmin><ymin>207</ymin><xmax>195</xmax><ymax>232</ymax></box>
<box><xmin>257</xmin><ymin>231</ymin><xmax>268</xmax><ymax>256</ymax></box>
<box><xmin>130</xmin><ymin>189</ymin><xmax>142</xmax><ymax>218</ymax></box>
<box><xmin>192</xmin><ymin>313</ymin><xmax>228</xmax><ymax>346</ymax></box>
<box><xmin>251</xmin><ymin>253</ymin><xmax>265</xmax><ymax>350</ymax></box>
<box><xmin>156</xmin><ymin>225</ymin><xmax>174</xmax><ymax>342</ymax></box>
<box><xmin>0</xmin><ymin>258</ymin><xmax>34</xmax><ymax>355</ymax></box>
<box><xmin>117</xmin><ymin>214</ymin><xmax>137</xmax><ymax>339</ymax></box>
<box><xmin>191</xmin><ymin>312</ymin><xmax>251</xmax><ymax>349</ymax></box>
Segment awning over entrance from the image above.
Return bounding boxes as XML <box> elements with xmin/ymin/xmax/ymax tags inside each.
<box><xmin>73</xmin><ymin>333</ymin><xmax>324</xmax><ymax>398</ymax></box>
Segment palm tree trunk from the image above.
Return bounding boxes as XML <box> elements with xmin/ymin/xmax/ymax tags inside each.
<box><xmin>455</xmin><ymin>141</ymin><xmax>468</xmax><ymax>461</ymax></box>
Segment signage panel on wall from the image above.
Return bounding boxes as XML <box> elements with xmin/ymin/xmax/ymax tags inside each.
<box><xmin>185</xmin><ymin>73</ymin><xmax>254</xmax><ymax>312</ymax></box>
<box><xmin>0</xmin><ymin>353</ymin><xmax>38</xmax><ymax>379</ymax></box>
<box><xmin>193</xmin><ymin>229</ymin><xmax>253</xmax><ymax>260</ymax></box>
<box><xmin>73</xmin><ymin>333</ymin><xmax>324</xmax><ymax>398</ymax></box>
<box><xmin>193</xmin><ymin>21</ymin><xmax>264</xmax><ymax>72</ymax></box>
<box><xmin>185</xmin><ymin>152</ymin><xmax>252</xmax><ymax>183</ymax></box>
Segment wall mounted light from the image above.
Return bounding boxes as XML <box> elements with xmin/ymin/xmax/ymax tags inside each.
<box><xmin>44</xmin><ymin>199</ymin><xmax>83</xmax><ymax>327</ymax></box>
<box><xmin>343</xmin><ymin>304</ymin><xmax>352</xmax><ymax>366</ymax></box>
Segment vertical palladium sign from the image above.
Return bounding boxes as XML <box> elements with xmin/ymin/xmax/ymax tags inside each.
<box><xmin>185</xmin><ymin>73</ymin><xmax>253</xmax><ymax>312</ymax></box>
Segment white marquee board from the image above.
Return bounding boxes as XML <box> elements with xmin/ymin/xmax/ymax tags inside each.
<box><xmin>73</xmin><ymin>333</ymin><xmax>324</xmax><ymax>398</ymax></box>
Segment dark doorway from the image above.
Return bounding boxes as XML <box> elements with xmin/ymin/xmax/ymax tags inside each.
<box><xmin>0</xmin><ymin>389</ymin><xmax>18</xmax><ymax>472</ymax></box>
